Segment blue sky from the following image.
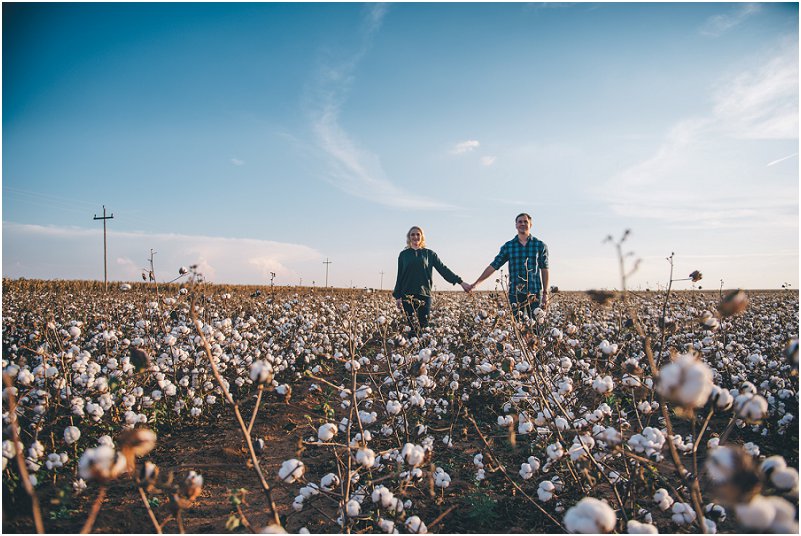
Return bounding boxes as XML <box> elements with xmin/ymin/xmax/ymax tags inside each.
<box><xmin>3</xmin><ymin>2</ymin><xmax>798</xmax><ymax>290</ymax></box>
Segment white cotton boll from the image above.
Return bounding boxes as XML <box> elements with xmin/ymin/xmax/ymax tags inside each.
<box><xmin>671</xmin><ymin>502</ymin><xmax>696</xmax><ymax>525</ymax></box>
<box><xmin>17</xmin><ymin>369</ymin><xmax>34</xmax><ymax>385</ymax></box>
<box><xmin>766</xmin><ymin>496</ymin><xmax>798</xmax><ymax>533</ymax></box>
<box><xmin>434</xmin><ymin>467</ymin><xmax>451</xmax><ymax>488</ymax></box>
<box><xmin>705</xmin><ymin>446</ymin><xmax>739</xmax><ymax>483</ymax></box>
<box><xmin>518</xmin><ymin>419</ymin><xmax>534</xmax><ymax>435</ymax></box>
<box><xmin>704</xmin><ymin>518</ymin><xmax>717</xmax><ymax>534</ymax></box>
<box><xmin>761</xmin><ymin>455</ymin><xmax>788</xmax><ymax>478</ymax></box>
<box><xmin>519</xmin><ymin>463</ymin><xmax>535</xmax><ymax>480</ymax></box>
<box><xmin>743</xmin><ymin>442</ymin><xmax>759</xmax><ymax>457</ymax></box>
<box><xmin>705</xmin><ymin>503</ymin><xmax>726</xmax><ymax>523</ymax></box>
<box><xmin>401</xmin><ymin>443</ymin><xmax>426</xmax><ymax>467</ymax></box>
<box><xmin>657</xmin><ymin>353</ymin><xmax>713</xmax><ymax>408</ymax></box>
<box><xmin>378</xmin><ymin>518</ymin><xmax>396</xmax><ymax>533</ymax></box>
<box><xmin>734</xmin><ymin>393</ymin><xmax>768</xmax><ymax>422</ymax></box>
<box><xmin>527</xmin><ymin>456</ymin><xmax>541</xmax><ymax>472</ymax></box>
<box><xmin>538</xmin><ymin>480</ymin><xmax>555</xmax><ymax>502</ymax></box>
<box><xmin>546</xmin><ymin>442</ymin><xmax>564</xmax><ymax>461</ymax></box>
<box><xmin>278</xmin><ymin>459</ymin><xmax>304</xmax><ymax>483</ymax></box>
<box><xmin>372</xmin><ymin>485</ymin><xmax>395</xmax><ymax>508</ymax></box>
<box><xmin>345</xmin><ymin>499</ymin><xmax>361</xmax><ymax>517</ymax></box>
<box><xmin>249</xmin><ymin>361</ymin><xmax>274</xmax><ymax>384</ymax></box>
<box><xmin>299</xmin><ymin>484</ymin><xmax>319</xmax><ymax>499</ymax></box>
<box><xmin>3</xmin><ymin>440</ymin><xmax>18</xmax><ymax>459</ymax></box>
<box><xmin>569</xmin><ymin>443</ymin><xmax>589</xmax><ymax>461</ymax></box>
<box><xmin>405</xmin><ymin>516</ymin><xmax>427</xmax><ymax>534</ymax></box>
<box><xmin>497</xmin><ymin>415</ymin><xmax>513</xmax><ymax>427</ymax></box>
<box><xmin>563</xmin><ymin>497</ymin><xmax>616</xmax><ymax>533</ymax></box>
<box><xmin>355</xmin><ymin>448</ymin><xmax>376</xmax><ymax>468</ymax></box>
<box><xmin>653</xmin><ymin>489</ymin><xmax>673</xmax><ymax>511</ymax></box>
<box><xmin>358</xmin><ymin>411</ymin><xmax>378</xmax><ymax>425</ymax></box>
<box><xmin>599</xmin><ymin>340</ymin><xmax>618</xmax><ymax>355</ymax></box>
<box><xmin>64</xmin><ymin>426</ymin><xmax>81</xmax><ymax>445</ymax></box>
<box><xmin>73</xmin><ymin>478</ymin><xmax>87</xmax><ymax>494</ymax></box>
<box><xmin>710</xmin><ymin>385</ymin><xmax>734</xmax><ymax>410</ymax></box>
<box><xmin>385</xmin><ymin>400</ymin><xmax>402</xmax><ymax>415</ymax></box>
<box><xmin>593</xmin><ymin>375</ymin><xmax>614</xmax><ymax>394</ymax></box>
<box><xmin>292</xmin><ymin>496</ymin><xmax>304</xmax><ymax>512</ymax></box>
<box><xmin>627</xmin><ymin>520</ymin><xmax>658</xmax><ymax>534</ymax></box>
<box><xmin>554</xmin><ymin>417</ymin><xmax>569</xmax><ymax>431</ymax></box>
<box><xmin>735</xmin><ymin>495</ymin><xmax>777</xmax><ymax>530</ymax></box>
<box><xmin>770</xmin><ymin>466</ymin><xmax>799</xmax><ymax>491</ymax></box>
<box><xmin>320</xmin><ymin>473</ymin><xmax>339</xmax><ymax>491</ymax></box>
<box><xmin>68</xmin><ymin>326</ymin><xmax>81</xmax><ymax>339</ymax></box>
<box><xmin>78</xmin><ymin>446</ymin><xmax>126</xmax><ymax>482</ymax></box>
<box><xmin>317</xmin><ymin>423</ymin><xmax>337</xmax><ymax>441</ymax></box>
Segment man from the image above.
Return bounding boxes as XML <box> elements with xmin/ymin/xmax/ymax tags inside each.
<box><xmin>469</xmin><ymin>213</ymin><xmax>550</xmax><ymax>316</ymax></box>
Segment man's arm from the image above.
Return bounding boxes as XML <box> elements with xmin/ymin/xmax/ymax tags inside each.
<box><xmin>471</xmin><ymin>265</ymin><xmax>497</xmax><ymax>290</ymax></box>
<box><xmin>540</xmin><ymin>268</ymin><xmax>550</xmax><ymax>309</ymax></box>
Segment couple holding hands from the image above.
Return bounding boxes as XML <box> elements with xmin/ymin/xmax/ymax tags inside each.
<box><xmin>392</xmin><ymin>213</ymin><xmax>550</xmax><ymax>332</ymax></box>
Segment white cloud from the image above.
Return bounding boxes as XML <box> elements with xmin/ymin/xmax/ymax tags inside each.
<box><xmin>712</xmin><ymin>49</ymin><xmax>798</xmax><ymax>139</ymax></box>
<box><xmin>767</xmin><ymin>153</ymin><xmax>798</xmax><ymax>167</ymax></box>
<box><xmin>2</xmin><ymin>222</ymin><xmax>322</xmax><ymax>284</ymax></box>
<box><xmin>307</xmin><ymin>6</ymin><xmax>455</xmax><ymax>211</ymax></box>
<box><xmin>700</xmin><ymin>4</ymin><xmax>761</xmax><ymax>37</ymax></box>
<box><xmin>480</xmin><ymin>155</ymin><xmax>497</xmax><ymax>166</ymax></box>
<box><xmin>231</xmin><ymin>158</ymin><xmax>244</xmax><ymax>166</ymax></box>
<box><xmin>115</xmin><ymin>257</ymin><xmax>141</xmax><ymax>279</ymax></box>
<box><xmin>451</xmin><ymin>140</ymin><xmax>481</xmax><ymax>154</ymax></box>
<box><xmin>604</xmin><ymin>41</ymin><xmax>798</xmax><ymax>228</ymax></box>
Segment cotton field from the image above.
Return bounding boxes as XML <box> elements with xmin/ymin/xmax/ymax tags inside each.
<box><xmin>2</xmin><ymin>278</ymin><xmax>798</xmax><ymax>533</ymax></box>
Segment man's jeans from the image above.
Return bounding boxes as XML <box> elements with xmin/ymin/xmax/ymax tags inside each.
<box><xmin>511</xmin><ymin>292</ymin><xmax>541</xmax><ymax>320</ymax></box>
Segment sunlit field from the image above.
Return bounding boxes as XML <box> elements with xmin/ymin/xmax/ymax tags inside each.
<box><xmin>2</xmin><ymin>276</ymin><xmax>798</xmax><ymax>534</ymax></box>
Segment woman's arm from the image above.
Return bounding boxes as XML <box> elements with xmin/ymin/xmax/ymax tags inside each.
<box><xmin>392</xmin><ymin>253</ymin><xmax>404</xmax><ymax>307</ymax></box>
<box><xmin>430</xmin><ymin>251</ymin><xmax>463</xmax><ymax>286</ymax></box>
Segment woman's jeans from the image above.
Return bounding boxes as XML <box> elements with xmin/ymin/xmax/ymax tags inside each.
<box><xmin>401</xmin><ymin>295</ymin><xmax>432</xmax><ymax>333</ymax></box>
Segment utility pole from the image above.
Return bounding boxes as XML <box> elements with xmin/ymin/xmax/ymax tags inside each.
<box><xmin>379</xmin><ymin>270</ymin><xmax>385</xmax><ymax>291</ymax></box>
<box><xmin>93</xmin><ymin>205</ymin><xmax>114</xmax><ymax>291</ymax></box>
<box><xmin>323</xmin><ymin>258</ymin><xmax>332</xmax><ymax>288</ymax></box>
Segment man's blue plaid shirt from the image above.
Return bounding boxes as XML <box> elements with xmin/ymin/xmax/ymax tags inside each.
<box><xmin>490</xmin><ymin>235</ymin><xmax>549</xmax><ymax>300</ymax></box>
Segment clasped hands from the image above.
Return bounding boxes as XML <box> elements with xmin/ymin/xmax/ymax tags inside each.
<box><xmin>460</xmin><ymin>281</ymin><xmax>475</xmax><ymax>293</ymax></box>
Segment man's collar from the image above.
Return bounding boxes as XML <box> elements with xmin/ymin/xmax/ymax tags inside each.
<box><xmin>514</xmin><ymin>233</ymin><xmax>532</xmax><ymax>243</ymax></box>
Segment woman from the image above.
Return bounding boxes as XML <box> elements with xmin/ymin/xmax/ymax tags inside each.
<box><xmin>392</xmin><ymin>226</ymin><xmax>471</xmax><ymax>332</ymax></box>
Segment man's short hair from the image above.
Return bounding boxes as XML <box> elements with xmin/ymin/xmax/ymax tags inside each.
<box><xmin>515</xmin><ymin>213</ymin><xmax>532</xmax><ymax>223</ymax></box>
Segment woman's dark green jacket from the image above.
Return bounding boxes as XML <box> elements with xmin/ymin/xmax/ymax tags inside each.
<box><xmin>392</xmin><ymin>248</ymin><xmax>463</xmax><ymax>299</ymax></box>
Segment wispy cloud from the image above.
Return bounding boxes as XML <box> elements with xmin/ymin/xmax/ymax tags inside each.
<box><xmin>767</xmin><ymin>153</ymin><xmax>798</xmax><ymax>167</ymax></box>
<box><xmin>231</xmin><ymin>157</ymin><xmax>244</xmax><ymax>166</ymax></box>
<box><xmin>451</xmin><ymin>140</ymin><xmax>480</xmax><ymax>154</ymax></box>
<box><xmin>307</xmin><ymin>5</ymin><xmax>454</xmax><ymax>210</ymax></box>
<box><xmin>700</xmin><ymin>4</ymin><xmax>761</xmax><ymax>37</ymax></box>
<box><xmin>604</xmin><ymin>40</ymin><xmax>798</xmax><ymax>228</ymax></box>
<box><xmin>480</xmin><ymin>155</ymin><xmax>497</xmax><ymax>166</ymax></box>
<box><xmin>3</xmin><ymin>222</ymin><xmax>322</xmax><ymax>284</ymax></box>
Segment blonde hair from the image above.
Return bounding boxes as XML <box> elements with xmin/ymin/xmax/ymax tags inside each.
<box><xmin>405</xmin><ymin>226</ymin><xmax>426</xmax><ymax>249</ymax></box>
